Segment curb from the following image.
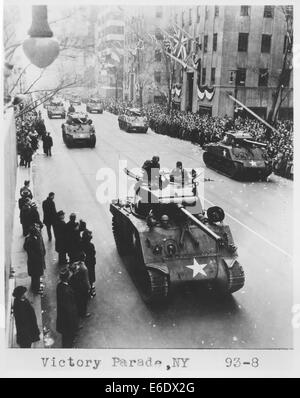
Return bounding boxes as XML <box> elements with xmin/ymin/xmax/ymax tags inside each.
<box><xmin>8</xmin><ymin>151</ymin><xmax>44</xmax><ymax>349</ymax></box>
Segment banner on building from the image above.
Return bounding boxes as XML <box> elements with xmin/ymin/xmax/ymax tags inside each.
<box><xmin>197</xmin><ymin>85</ymin><xmax>215</xmax><ymax>101</ymax></box>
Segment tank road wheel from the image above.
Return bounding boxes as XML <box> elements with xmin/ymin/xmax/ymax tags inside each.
<box><xmin>215</xmin><ymin>260</ymin><xmax>245</xmax><ymax>295</ymax></box>
<box><xmin>112</xmin><ymin>215</ymin><xmax>133</xmax><ymax>256</ymax></box>
<box><xmin>140</xmin><ymin>268</ymin><xmax>170</xmax><ymax>304</ymax></box>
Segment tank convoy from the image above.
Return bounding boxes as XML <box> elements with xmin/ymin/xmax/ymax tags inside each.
<box><xmin>61</xmin><ymin>112</ymin><xmax>96</xmax><ymax>148</ymax></box>
<box><xmin>118</xmin><ymin>108</ymin><xmax>148</xmax><ymax>133</ymax></box>
<box><xmin>86</xmin><ymin>98</ymin><xmax>103</xmax><ymax>114</ymax></box>
<box><xmin>203</xmin><ymin>131</ymin><xmax>273</xmax><ymax>181</ymax></box>
<box><xmin>110</xmin><ymin>164</ymin><xmax>245</xmax><ymax>304</ymax></box>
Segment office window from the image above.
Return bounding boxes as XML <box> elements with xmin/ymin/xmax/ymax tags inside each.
<box><xmin>211</xmin><ymin>68</ymin><xmax>216</xmax><ymax>85</ymax></box>
<box><xmin>282</xmin><ymin>69</ymin><xmax>291</xmax><ymax>87</ymax></box>
<box><xmin>261</xmin><ymin>34</ymin><xmax>272</xmax><ymax>53</ymax></box>
<box><xmin>175</xmin><ymin>13</ymin><xmax>178</xmax><ymax>25</ymax></box>
<box><xmin>154</xmin><ymin>71</ymin><xmax>161</xmax><ymax>84</ymax></box>
<box><xmin>197</xmin><ymin>6</ymin><xmax>200</xmax><ymax>22</ymax></box>
<box><xmin>264</xmin><ymin>6</ymin><xmax>274</xmax><ymax>18</ymax></box>
<box><xmin>236</xmin><ymin>68</ymin><xmax>246</xmax><ymax>86</ymax></box>
<box><xmin>189</xmin><ymin>8</ymin><xmax>192</xmax><ymax>25</ymax></box>
<box><xmin>213</xmin><ymin>33</ymin><xmax>218</xmax><ymax>51</ymax></box>
<box><xmin>155</xmin><ymin>50</ymin><xmax>162</xmax><ymax>62</ymax></box>
<box><xmin>240</xmin><ymin>6</ymin><xmax>250</xmax><ymax>16</ymax></box>
<box><xmin>238</xmin><ymin>33</ymin><xmax>249</xmax><ymax>52</ymax></box>
<box><xmin>215</xmin><ymin>6</ymin><xmax>219</xmax><ymax>17</ymax></box>
<box><xmin>202</xmin><ymin>68</ymin><xmax>206</xmax><ymax>85</ymax></box>
<box><xmin>182</xmin><ymin>11</ymin><xmax>185</xmax><ymax>27</ymax></box>
<box><xmin>258</xmin><ymin>69</ymin><xmax>269</xmax><ymax>86</ymax></box>
<box><xmin>204</xmin><ymin>35</ymin><xmax>208</xmax><ymax>53</ymax></box>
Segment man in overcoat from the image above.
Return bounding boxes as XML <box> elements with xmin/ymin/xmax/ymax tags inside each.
<box><xmin>23</xmin><ymin>226</ymin><xmax>46</xmax><ymax>294</ymax></box>
<box><xmin>42</xmin><ymin>192</ymin><xmax>57</xmax><ymax>241</ymax></box>
<box><xmin>56</xmin><ymin>268</ymin><xmax>79</xmax><ymax>348</ymax></box>
<box><xmin>13</xmin><ymin>286</ymin><xmax>40</xmax><ymax>348</ymax></box>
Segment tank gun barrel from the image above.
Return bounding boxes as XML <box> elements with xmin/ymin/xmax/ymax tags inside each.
<box><xmin>178</xmin><ymin>206</ymin><xmax>222</xmax><ymax>242</ymax></box>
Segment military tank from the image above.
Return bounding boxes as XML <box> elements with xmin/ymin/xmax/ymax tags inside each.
<box><xmin>203</xmin><ymin>131</ymin><xmax>273</xmax><ymax>181</ymax></box>
<box><xmin>110</xmin><ymin>168</ymin><xmax>245</xmax><ymax>303</ymax></box>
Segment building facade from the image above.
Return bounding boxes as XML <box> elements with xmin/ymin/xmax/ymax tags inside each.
<box><xmin>96</xmin><ymin>6</ymin><xmax>125</xmax><ymax>99</ymax></box>
<box><xmin>123</xmin><ymin>6</ymin><xmax>172</xmax><ymax>106</ymax></box>
<box><xmin>170</xmin><ymin>5</ymin><xmax>293</xmax><ymax>119</ymax></box>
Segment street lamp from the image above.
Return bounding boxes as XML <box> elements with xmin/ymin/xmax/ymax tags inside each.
<box><xmin>23</xmin><ymin>5</ymin><xmax>59</xmax><ymax>68</ymax></box>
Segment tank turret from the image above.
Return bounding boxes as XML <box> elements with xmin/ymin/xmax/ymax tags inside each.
<box><xmin>203</xmin><ymin>131</ymin><xmax>273</xmax><ymax>181</ymax></box>
<box><xmin>110</xmin><ymin>168</ymin><xmax>245</xmax><ymax>303</ymax></box>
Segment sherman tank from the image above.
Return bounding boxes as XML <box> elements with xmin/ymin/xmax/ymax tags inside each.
<box><xmin>203</xmin><ymin>131</ymin><xmax>273</xmax><ymax>181</ymax></box>
<box><xmin>110</xmin><ymin>168</ymin><xmax>245</xmax><ymax>304</ymax></box>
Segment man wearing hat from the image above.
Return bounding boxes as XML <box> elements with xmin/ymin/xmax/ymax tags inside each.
<box><xmin>56</xmin><ymin>268</ymin><xmax>79</xmax><ymax>348</ymax></box>
<box><xmin>13</xmin><ymin>286</ymin><xmax>40</xmax><ymax>348</ymax></box>
<box><xmin>42</xmin><ymin>192</ymin><xmax>57</xmax><ymax>241</ymax></box>
<box><xmin>66</xmin><ymin>213</ymin><xmax>81</xmax><ymax>263</ymax></box>
<box><xmin>53</xmin><ymin>210</ymin><xmax>68</xmax><ymax>265</ymax></box>
<box><xmin>69</xmin><ymin>253</ymin><xmax>91</xmax><ymax>318</ymax></box>
<box><xmin>23</xmin><ymin>226</ymin><xmax>46</xmax><ymax>294</ymax></box>
<box><xmin>20</xmin><ymin>180</ymin><xmax>33</xmax><ymax>199</ymax></box>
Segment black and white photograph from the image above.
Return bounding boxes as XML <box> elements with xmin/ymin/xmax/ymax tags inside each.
<box><xmin>1</xmin><ymin>0</ymin><xmax>299</xmax><ymax>379</ymax></box>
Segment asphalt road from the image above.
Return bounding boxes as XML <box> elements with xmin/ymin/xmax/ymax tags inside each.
<box><xmin>33</xmin><ymin>108</ymin><xmax>293</xmax><ymax>349</ymax></box>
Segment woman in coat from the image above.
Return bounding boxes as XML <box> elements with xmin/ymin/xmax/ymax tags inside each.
<box><xmin>13</xmin><ymin>286</ymin><xmax>40</xmax><ymax>348</ymax></box>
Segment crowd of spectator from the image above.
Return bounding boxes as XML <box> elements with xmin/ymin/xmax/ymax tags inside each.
<box><xmin>103</xmin><ymin>100</ymin><xmax>293</xmax><ymax>180</ymax></box>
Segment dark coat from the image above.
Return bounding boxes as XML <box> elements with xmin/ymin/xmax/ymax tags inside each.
<box><xmin>28</xmin><ymin>207</ymin><xmax>43</xmax><ymax>229</ymax></box>
<box><xmin>66</xmin><ymin>221</ymin><xmax>81</xmax><ymax>254</ymax></box>
<box><xmin>43</xmin><ymin>136</ymin><xmax>53</xmax><ymax>149</ymax></box>
<box><xmin>13</xmin><ymin>298</ymin><xmax>40</xmax><ymax>346</ymax></box>
<box><xmin>56</xmin><ymin>282</ymin><xmax>79</xmax><ymax>335</ymax></box>
<box><xmin>20</xmin><ymin>204</ymin><xmax>32</xmax><ymax>227</ymax></box>
<box><xmin>24</xmin><ymin>235</ymin><xmax>46</xmax><ymax>277</ymax></box>
<box><xmin>69</xmin><ymin>262</ymin><xmax>91</xmax><ymax>300</ymax></box>
<box><xmin>42</xmin><ymin>198</ymin><xmax>57</xmax><ymax>225</ymax></box>
<box><xmin>53</xmin><ymin>219</ymin><xmax>67</xmax><ymax>253</ymax></box>
<box><xmin>81</xmin><ymin>240</ymin><xmax>96</xmax><ymax>284</ymax></box>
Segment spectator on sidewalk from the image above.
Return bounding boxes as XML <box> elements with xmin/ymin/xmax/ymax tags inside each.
<box><xmin>12</xmin><ymin>286</ymin><xmax>40</xmax><ymax>348</ymax></box>
<box><xmin>66</xmin><ymin>213</ymin><xmax>81</xmax><ymax>263</ymax></box>
<box><xmin>81</xmin><ymin>230</ymin><xmax>96</xmax><ymax>298</ymax></box>
<box><xmin>20</xmin><ymin>180</ymin><xmax>33</xmax><ymax>199</ymax></box>
<box><xmin>20</xmin><ymin>200</ymin><xmax>32</xmax><ymax>237</ymax></box>
<box><xmin>69</xmin><ymin>253</ymin><xmax>91</xmax><ymax>318</ymax></box>
<box><xmin>53</xmin><ymin>210</ymin><xmax>68</xmax><ymax>265</ymax></box>
<box><xmin>23</xmin><ymin>143</ymin><xmax>33</xmax><ymax>168</ymax></box>
<box><xmin>23</xmin><ymin>226</ymin><xmax>46</xmax><ymax>294</ymax></box>
<box><xmin>42</xmin><ymin>192</ymin><xmax>57</xmax><ymax>241</ymax></box>
<box><xmin>43</xmin><ymin>132</ymin><xmax>53</xmax><ymax>157</ymax></box>
<box><xmin>29</xmin><ymin>202</ymin><xmax>43</xmax><ymax>230</ymax></box>
<box><xmin>56</xmin><ymin>268</ymin><xmax>79</xmax><ymax>349</ymax></box>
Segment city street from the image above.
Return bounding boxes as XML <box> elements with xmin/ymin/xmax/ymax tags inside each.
<box><xmin>33</xmin><ymin>109</ymin><xmax>293</xmax><ymax>349</ymax></box>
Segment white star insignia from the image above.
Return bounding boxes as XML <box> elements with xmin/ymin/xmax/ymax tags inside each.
<box><xmin>186</xmin><ymin>258</ymin><xmax>208</xmax><ymax>278</ymax></box>
<box><xmin>249</xmin><ymin>160</ymin><xmax>257</xmax><ymax>167</ymax></box>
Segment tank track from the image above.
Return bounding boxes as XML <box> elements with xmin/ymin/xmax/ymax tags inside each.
<box><xmin>112</xmin><ymin>216</ymin><xmax>132</xmax><ymax>255</ymax></box>
<box><xmin>143</xmin><ymin>269</ymin><xmax>170</xmax><ymax>303</ymax></box>
<box><xmin>203</xmin><ymin>151</ymin><xmax>241</xmax><ymax>179</ymax></box>
<box><xmin>227</xmin><ymin>261</ymin><xmax>245</xmax><ymax>293</ymax></box>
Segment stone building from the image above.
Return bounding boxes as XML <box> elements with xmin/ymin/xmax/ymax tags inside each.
<box><xmin>169</xmin><ymin>5</ymin><xmax>293</xmax><ymax>120</ymax></box>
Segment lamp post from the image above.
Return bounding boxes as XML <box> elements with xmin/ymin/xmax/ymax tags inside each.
<box><xmin>23</xmin><ymin>5</ymin><xmax>59</xmax><ymax>69</ymax></box>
